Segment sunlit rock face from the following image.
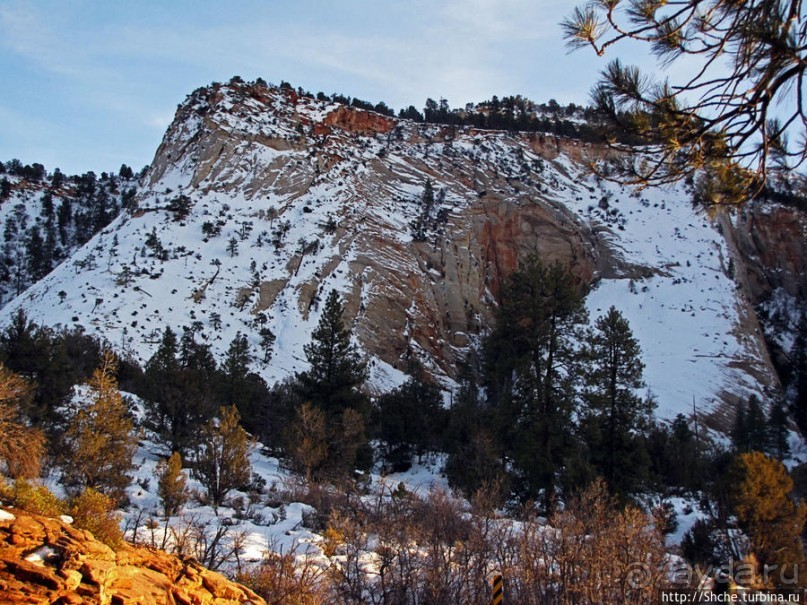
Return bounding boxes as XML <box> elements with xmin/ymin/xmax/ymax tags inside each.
<box><xmin>0</xmin><ymin>508</ymin><xmax>265</xmax><ymax>604</ymax></box>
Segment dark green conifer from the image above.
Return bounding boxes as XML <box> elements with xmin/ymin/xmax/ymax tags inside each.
<box><xmin>297</xmin><ymin>289</ymin><xmax>366</xmax><ymax>417</ymax></box>
<box><xmin>582</xmin><ymin>306</ymin><xmax>652</xmax><ymax>495</ymax></box>
<box><xmin>377</xmin><ymin>360</ymin><xmax>444</xmax><ymax>471</ymax></box>
<box><xmin>484</xmin><ymin>256</ymin><xmax>588</xmax><ymax>510</ymax></box>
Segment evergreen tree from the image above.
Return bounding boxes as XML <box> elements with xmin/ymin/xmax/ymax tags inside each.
<box><xmin>177</xmin><ymin>327</ymin><xmax>219</xmax><ymax>429</ymax></box>
<box><xmin>444</xmin><ymin>361</ymin><xmax>506</xmax><ymax>498</ymax></box>
<box><xmin>62</xmin><ymin>352</ymin><xmax>138</xmax><ymax>504</ymax></box>
<box><xmin>192</xmin><ymin>405</ymin><xmax>252</xmax><ymax>509</ymax></box>
<box><xmin>732</xmin><ymin>399</ymin><xmax>748</xmax><ymax>451</ymax></box>
<box><xmin>0</xmin><ymin>312</ymin><xmax>103</xmax><ymax>429</ymax></box>
<box><xmin>376</xmin><ymin>360</ymin><xmax>445</xmax><ymax>471</ymax></box>
<box><xmin>144</xmin><ymin>327</ymin><xmax>211</xmax><ymax>456</ymax></box>
<box><xmin>484</xmin><ymin>256</ymin><xmax>588</xmax><ymax>510</ymax></box>
<box><xmin>732</xmin><ymin>394</ymin><xmax>769</xmax><ymax>454</ymax></box>
<box><xmin>227</xmin><ymin>237</ymin><xmax>239</xmax><ymax>257</ymax></box>
<box><xmin>26</xmin><ymin>227</ymin><xmax>51</xmax><ymax>282</ymax></box>
<box><xmin>223</xmin><ymin>332</ymin><xmax>251</xmax><ymax>379</ymax></box>
<box><xmin>258</xmin><ymin>327</ymin><xmax>276</xmax><ymax>363</ymax></box>
<box><xmin>297</xmin><ymin>289</ymin><xmax>367</xmax><ymax>417</ymax></box>
<box><xmin>663</xmin><ymin>414</ymin><xmax>700</xmax><ymax>490</ymax></box>
<box><xmin>156</xmin><ymin>451</ymin><xmax>189</xmax><ymax>518</ymax></box>
<box><xmin>220</xmin><ymin>331</ymin><xmax>268</xmax><ymax>434</ymax></box>
<box><xmin>767</xmin><ymin>398</ymin><xmax>791</xmax><ymax>460</ymax></box>
<box><xmin>50</xmin><ymin>168</ymin><xmax>64</xmax><ymax>189</ymax></box>
<box><xmin>0</xmin><ymin>178</ymin><xmax>11</xmax><ymax>201</ymax></box>
<box><xmin>118</xmin><ymin>164</ymin><xmax>134</xmax><ymax>180</ymax></box>
<box><xmin>167</xmin><ymin>194</ymin><xmax>192</xmax><ymax>221</ymax></box>
<box><xmin>563</xmin><ymin>0</ymin><xmax>806</xmax><ymax>199</ymax></box>
<box><xmin>582</xmin><ymin>306</ymin><xmax>652</xmax><ymax>495</ymax></box>
<box><xmin>411</xmin><ymin>179</ymin><xmax>436</xmax><ymax>241</ymax></box>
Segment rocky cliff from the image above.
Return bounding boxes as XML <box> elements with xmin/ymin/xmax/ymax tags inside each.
<box><xmin>718</xmin><ymin>202</ymin><xmax>807</xmax><ymax>377</ymax></box>
<box><xmin>0</xmin><ymin>507</ymin><xmax>265</xmax><ymax>605</ymax></box>
<box><xmin>0</xmin><ymin>79</ymin><xmax>798</xmax><ymax>423</ymax></box>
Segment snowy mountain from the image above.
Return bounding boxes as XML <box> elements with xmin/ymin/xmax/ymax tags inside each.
<box><xmin>0</xmin><ymin>165</ymin><xmax>139</xmax><ymax>307</ymax></box>
<box><xmin>1</xmin><ymin>79</ymin><xmax>802</xmax><ymax>433</ymax></box>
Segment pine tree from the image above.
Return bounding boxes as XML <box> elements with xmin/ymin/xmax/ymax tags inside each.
<box><xmin>563</xmin><ymin>0</ymin><xmax>806</xmax><ymax>199</ymax></box>
<box><xmin>227</xmin><ymin>237</ymin><xmax>239</xmax><ymax>257</ymax></box>
<box><xmin>62</xmin><ymin>352</ymin><xmax>138</xmax><ymax>503</ymax></box>
<box><xmin>144</xmin><ymin>328</ymin><xmax>218</xmax><ymax>456</ymax></box>
<box><xmin>259</xmin><ymin>327</ymin><xmax>276</xmax><ymax>363</ymax></box>
<box><xmin>377</xmin><ymin>360</ymin><xmax>444</xmax><ymax>471</ymax></box>
<box><xmin>484</xmin><ymin>256</ymin><xmax>588</xmax><ymax>510</ymax></box>
<box><xmin>767</xmin><ymin>398</ymin><xmax>791</xmax><ymax>460</ymax></box>
<box><xmin>0</xmin><ymin>178</ymin><xmax>11</xmax><ymax>200</ymax></box>
<box><xmin>26</xmin><ymin>226</ymin><xmax>51</xmax><ymax>282</ymax></box>
<box><xmin>582</xmin><ymin>306</ymin><xmax>652</xmax><ymax>495</ymax></box>
<box><xmin>156</xmin><ymin>451</ymin><xmax>189</xmax><ymax>518</ymax></box>
<box><xmin>220</xmin><ymin>332</ymin><xmax>270</xmax><ymax>435</ymax></box>
<box><xmin>732</xmin><ymin>399</ymin><xmax>748</xmax><ymax>452</ymax></box>
<box><xmin>297</xmin><ymin>289</ymin><xmax>367</xmax><ymax>417</ymax></box>
<box><xmin>192</xmin><ymin>405</ymin><xmax>252</xmax><ymax>509</ymax></box>
<box><xmin>411</xmin><ymin>179</ymin><xmax>436</xmax><ymax>241</ymax></box>
<box><xmin>444</xmin><ymin>358</ymin><xmax>507</xmax><ymax>498</ymax></box>
<box><xmin>144</xmin><ymin>328</ymin><xmax>184</xmax><ymax>452</ymax></box>
<box><xmin>733</xmin><ymin>394</ymin><xmax>770</xmax><ymax>454</ymax></box>
<box><xmin>223</xmin><ymin>332</ymin><xmax>251</xmax><ymax>379</ymax></box>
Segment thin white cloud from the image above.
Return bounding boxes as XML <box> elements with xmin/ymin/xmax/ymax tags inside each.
<box><xmin>0</xmin><ymin>0</ymin><xmax>613</xmax><ymax>172</ymax></box>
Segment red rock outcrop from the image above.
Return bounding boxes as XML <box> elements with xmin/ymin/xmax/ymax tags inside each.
<box><xmin>322</xmin><ymin>105</ymin><xmax>396</xmax><ymax>135</ymax></box>
<box><xmin>0</xmin><ymin>508</ymin><xmax>265</xmax><ymax>605</ymax></box>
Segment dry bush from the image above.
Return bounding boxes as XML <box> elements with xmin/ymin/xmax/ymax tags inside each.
<box><xmin>509</xmin><ymin>478</ymin><xmax>670</xmax><ymax>604</ymax></box>
<box><xmin>324</xmin><ymin>484</ymin><xmax>496</xmax><ymax>604</ymax></box>
<box><xmin>238</xmin><ymin>541</ymin><xmax>328</xmax><ymax>605</ymax></box>
<box><xmin>252</xmin><ymin>476</ymin><xmax>671</xmax><ymax>604</ymax></box>
<box><xmin>318</xmin><ymin>478</ymin><xmax>670</xmax><ymax>604</ymax></box>
<box><xmin>8</xmin><ymin>480</ymin><xmax>66</xmax><ymax>517</ymax></box>
<box><xmin>70</xmin><ymin>488</ymin><xmax>124</xmax><ymax>549</ymax></box>
<box><xmin>0</xmin><ymin>365</ymin><xmax>45</xmax><ymax>480</ymax></box>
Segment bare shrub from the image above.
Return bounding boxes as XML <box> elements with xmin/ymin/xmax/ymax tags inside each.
<box><xmin>0</xmin><ymin>365</ymin><xmax>45</xmax><ymax>480</ymax></box>
<box><xmin>238</xmin><ymin>540</ymin><xmax>328</xmax><ymax>605</ymax></box>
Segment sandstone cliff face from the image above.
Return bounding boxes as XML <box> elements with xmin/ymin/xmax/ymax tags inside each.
<box><xmin>2</xmin><ymin>80</ymin><xmax>791</xmax><ymax>422</ymax></box>
<box><xmin>139</xmin><ymin>81</ymin><xmax>603</xmax><ymax>378</ymax></box>
<box><xmin>719</xmin><ymin>203</ymin><xmax>806</xmax><ymax>305</ymax></box>
<box><xmin>0</xmin><ymin>508</ymin><xmax>264</xmax><ymax>605</ymax></box>
<box><xmin>717</xmin><ymin>202</ymin><xmax>807</xmax><ymax>376</ymax></box>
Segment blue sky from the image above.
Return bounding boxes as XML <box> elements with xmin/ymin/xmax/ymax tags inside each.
<box><xmin>0</xmin><ymin>0</ymin><xmax>645</xmax><ymax>175</ymax></box>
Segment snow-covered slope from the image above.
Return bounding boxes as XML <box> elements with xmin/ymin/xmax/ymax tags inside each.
<box><xmin>0</xmin><ymin>168</ymin><xmax>139</xmax><ymax>307</ymax></box>
<box><xmin>0</xmin><ymin>80</ymin><xmax>784</xmax><ymax>428</ymax></box>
